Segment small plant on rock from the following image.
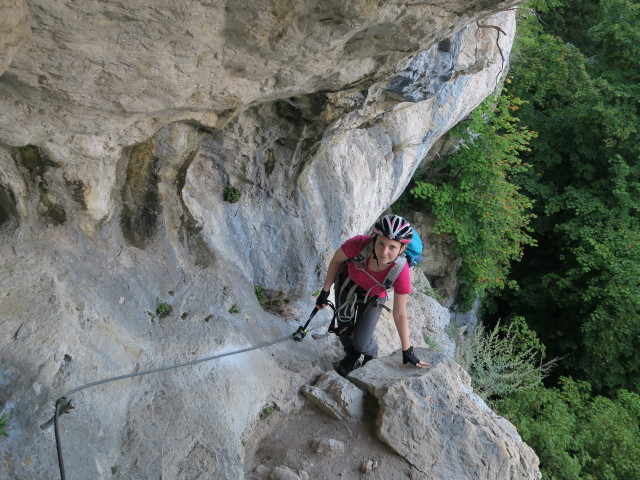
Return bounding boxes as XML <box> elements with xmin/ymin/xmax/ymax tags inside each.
<box><xmin>260</xmin><ymin>405</ymin><xmax>275</xmax><ymax>419</ymax></box>
<box><xmin>422</xmin><ymin>333</ymin><xmax>441</xmax><ymax>352</ymax></box>
<box><xmin>0</xmin><ymin>414</ymin><xmax>9</xmax><ymax>437</ymax></box>
<box><xmin>254</xmin><ymin>285</ymin><xmax>268</xmax><ymax>304</ymax></box>
<box><xmin>155</xmin><ymin>300</ymin><xmax>173</xmax><ymax>318</ymax></box>
<box><xmin>420</xmin><ymin>285</ymin><xmax>445</xmax><ymax>304</ymax></box>
<box><xmin>223</xmin><ymin>185</ymin><xmax>241</xmax><ymax>203</ymax></box>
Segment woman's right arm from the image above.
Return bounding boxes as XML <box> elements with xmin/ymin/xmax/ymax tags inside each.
<box><xmin>321</xmin><ymin>248</ymin><xmax>348</xmax><ymax>291</ymax></box>
<box><xmin>316</xmin><ymin>248</ymin><xmax>349</xmax><ymax>309</ymax></box>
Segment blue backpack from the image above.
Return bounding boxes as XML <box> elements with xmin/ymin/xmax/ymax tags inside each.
<box><xmin>404</xmin><ymin>228</ymin><xmax>424</xmax><ymax>267</ymax></box>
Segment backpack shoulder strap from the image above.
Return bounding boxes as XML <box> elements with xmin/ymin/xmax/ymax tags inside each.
<box><xmin>350</xmin><ymin>236</ymin><xmax>375</xmax><ymax>267</ymax></box>
<box><xmin>382</xmin><ymin>254</ymin><xmax>407</xmax><ymax>289</ymax></box>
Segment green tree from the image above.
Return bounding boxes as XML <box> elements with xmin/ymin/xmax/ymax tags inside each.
<box><xmin>499</xmin><ymin>379</ymin><xmax>640</xmax><ymax>480</ymax></box>
<box><xmin>406</xmin><ymin>90</ymin><xmax>537</xmax><ymax>310</ymax></box>
<box><xmin>489</xmin><ymin>0</ymin><xmax>640</xmax><ymax>392</ymax></box>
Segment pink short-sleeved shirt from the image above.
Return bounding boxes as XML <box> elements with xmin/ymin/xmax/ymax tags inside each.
<box><xmin>340</xmin><ymin>235</ymin><xmax>412</xmax><ymax>298</ymax></box>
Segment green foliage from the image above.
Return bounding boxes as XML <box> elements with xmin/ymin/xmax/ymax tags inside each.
<box><xmin>499</xmin><ymin>379</ymin><xmax>640</xmax><ymax>480</ymax></box>
<box><xmin>155</xmin><ymin>300</ymin><xmax>172</xmax><ymax>318</ymax></box>
<box><xmin>223</xmin><ymin>185</ymin><xmax>241</xmax><ymax>203</ymax></box>
<box><xmin>260</xmin><ymin>405</ymin><xmax>275</xmax><ymax>419</ymax></box>
<box><xmin>229</xmin><ymin>304</ymin><xmax>240</xmax><ymax>314</ymax></box>
<box><xmin>489</xmin><ymin>0</ymin><xmax>640</xmax><ymax>392</ymax></box>
<box><xmin>422</xmin><ymin>334</ymin><xmax>441</xmax><ymax>352</ymax></box>
<box><xmin>471</xmin><ymin>2</ymin><xmax>640</xmax><ymax>478</ymax></box>
<box><xmin>420</xmin><ymin>285</ymin><xmax>444</xmax><ymax>304</ymax></box>
<box><xmin>589</xmin><ymin>0</ymin><xmax>640</xmax><ymax>78</ymax></box>
<box><xmin>0</xmin><ymin>414</ymin><xmax>8</xmax><ymax>437</ymax></box>
<box><xmin>409</xmin><ymin>90</ymin><xmax>537</xmax><ymax>310</ymax></box>
<box><xmin>500</xmin><ymin>381</ymin><xmax>583</xmax><ymax>479</ymax></box>
<box><xmin>456</xmin><ymin>317</ymin><xmax>557</xmax><ymax>404</ymax></box>
<box><xmin>254</xmin><ymin>285</ymin><xmax>268</xmax><ymax>304</ymax></box>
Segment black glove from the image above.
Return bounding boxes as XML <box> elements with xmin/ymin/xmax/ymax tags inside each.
<box><xmin>402</xmin><ymin>346</ymin><xmax>421</xmax><ymax>366</ymax></box>
<box><xmin>315</xmin><ymin>289</ymin><xmax>330</xmax><ymax>308</ymax></box>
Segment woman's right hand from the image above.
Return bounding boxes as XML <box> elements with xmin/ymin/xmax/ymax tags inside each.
<box><xmin>315</xmin><ymin>289</ymin><xmax>330</xmax><ymax>309</ymax></box>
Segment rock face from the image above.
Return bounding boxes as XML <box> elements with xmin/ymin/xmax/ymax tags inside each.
<box><xmin>412</xmin><ymin>211</ymin><xmax>462</xmax><ymax>308</ymax></box>
<box><xmin>0</xmin><ymin>1</ymin><xmax>537</xmax><ymax>479</ymax></box>
<box><xmin>0</xmin><ymin>1</ymin><xmax>520</xmax><ymax>297</ymax></box>
<box><xmin>0</xmin><ymin>0</ymin><xmax>29</xmax><ymax>76</ymax></box>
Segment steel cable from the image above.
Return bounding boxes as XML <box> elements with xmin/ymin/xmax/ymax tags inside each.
<box><xmin>51</xmin><ymin>318</ymin><xmax>329</xmax><ymax>480</ymax></box>
<box><xmin>53</xmin><ymin>402</ymin><xmax>66</xmax><ymax>480</ymax></box>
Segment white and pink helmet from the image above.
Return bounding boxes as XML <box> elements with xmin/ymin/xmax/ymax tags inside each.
<box><xmin>373</xmin><ymin>214</ymin><xmax>413</xmax><ymax>244</ymax></box>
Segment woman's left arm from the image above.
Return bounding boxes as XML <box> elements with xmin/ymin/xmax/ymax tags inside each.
<box><xmin>392</xmin><ymin>293</ymin><xmax>412</xmax><ymax>351</ymax></box>
<box><xmin>393</xmin><ymin>293</ymin><xmax>428</xmax><ymax>368</ymax></box>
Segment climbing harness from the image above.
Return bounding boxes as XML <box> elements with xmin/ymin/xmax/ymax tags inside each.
<box><xmin>43</xmin><ymin>312</ymin><xmax>331</xmax><ymax>480</ymax></box>
<box><xmin>331</xmin><ymin>277</ymin><xmax>369</xmax><ymax>335</ymax></box>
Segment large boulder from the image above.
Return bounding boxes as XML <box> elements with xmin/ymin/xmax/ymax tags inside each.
<box><xmin>349</xmin><ymin>350</ymin><xmax>541</xmax><ymax>480</ymax></box>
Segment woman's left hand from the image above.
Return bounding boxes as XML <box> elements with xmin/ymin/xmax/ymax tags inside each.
<box><xmin>401</xmin><ymin>346</ymin><xmax>429</xmax><ymax>368</ymax></box>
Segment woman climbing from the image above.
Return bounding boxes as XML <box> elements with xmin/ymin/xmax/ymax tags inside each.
<box><xmin>316</xmin><ymin>214</ymin><xmax>428</xmax><ymax>377</ymax></box>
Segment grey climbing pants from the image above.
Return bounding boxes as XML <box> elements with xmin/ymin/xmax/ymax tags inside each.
<box><xmin>334</xmin><ymin>273</ymin><xmax>388</xmax><ymax>358</ymax></box>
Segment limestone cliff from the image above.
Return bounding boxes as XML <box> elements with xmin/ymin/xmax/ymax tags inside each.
<box><xmin>0</xmin><ymin>1</ymin><xmax>540</xmax><ymax>479</ymax></box>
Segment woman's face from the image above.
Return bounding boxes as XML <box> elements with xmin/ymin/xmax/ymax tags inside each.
<box><xmin>374</xmin><ymin>236</ymin><xmax>405</xmax><ymax>264</ymax></box>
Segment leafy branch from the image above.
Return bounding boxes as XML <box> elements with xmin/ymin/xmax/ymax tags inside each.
<box><xmin>409</xmin><ymin>87</ymin><xmax>537</xmax><ymax>310</ymax></box>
